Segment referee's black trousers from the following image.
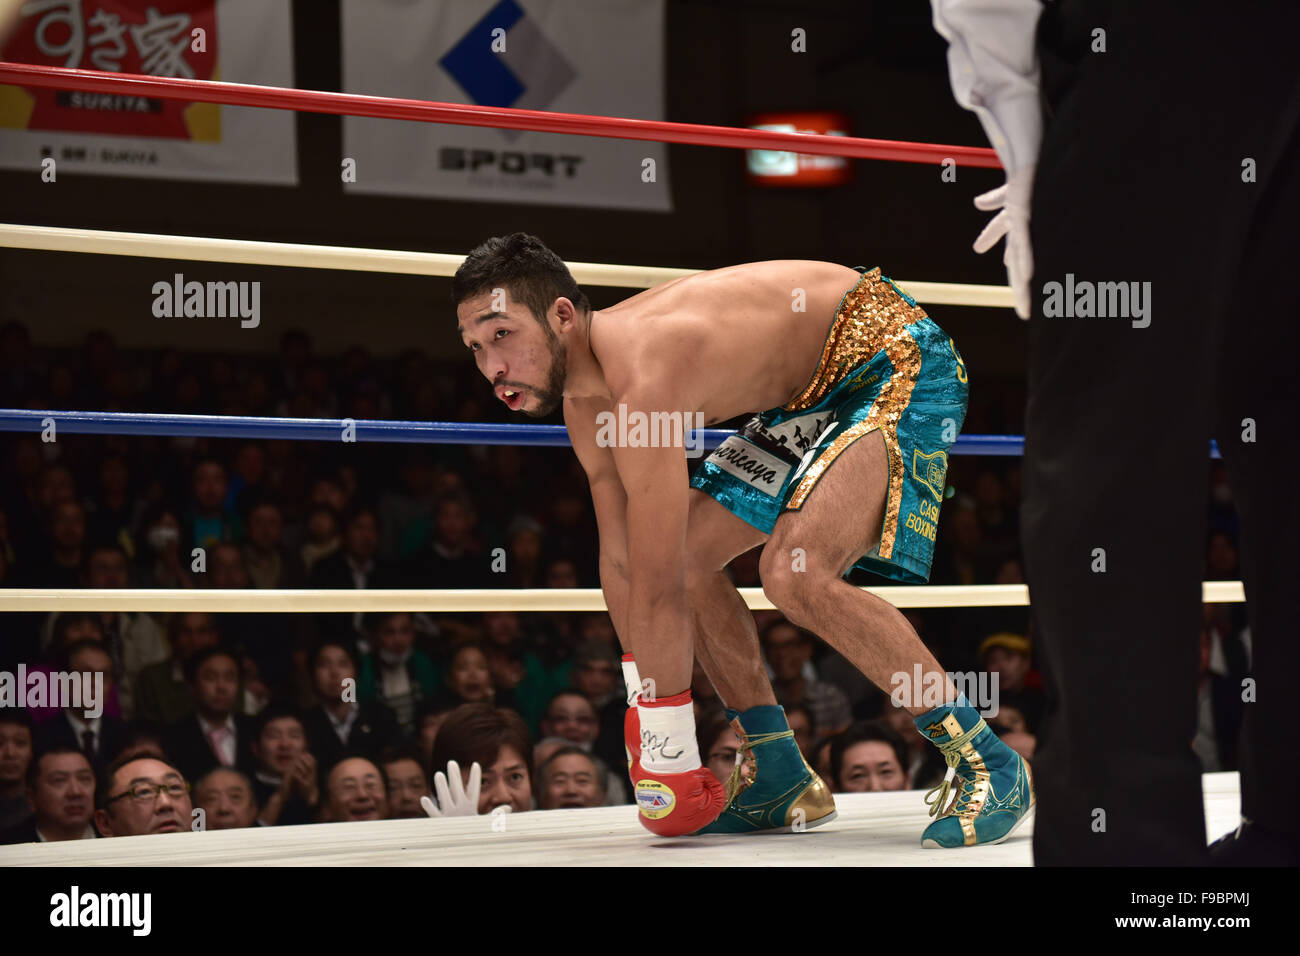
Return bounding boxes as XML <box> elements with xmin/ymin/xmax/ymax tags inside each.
<box><xmin>1025</xmin><ymin>2</ymin><xmax>1300</xmax><ymax>865</ymax></box>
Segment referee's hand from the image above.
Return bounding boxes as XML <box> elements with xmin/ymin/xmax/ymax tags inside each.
<box><xmin>972</xmin><ymin>165</ymin><xmax>1034</xmax><ymax>320</ymax></box>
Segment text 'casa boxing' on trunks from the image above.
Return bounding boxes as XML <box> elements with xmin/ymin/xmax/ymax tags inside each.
<box><xmin>689</xmin><ymin>267</ymin><xmax>969</xmax><ymax>584</ymax></box>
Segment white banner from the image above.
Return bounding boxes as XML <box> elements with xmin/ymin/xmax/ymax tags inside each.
<box><xmin>341</xmin><ymin>0</ymin><xmax>670</xmax><ymax>211</ymax></box>
<box><xmin>0</xmin><ymin>0</ymin><xmax>296</xmax><ymax>184</ymax></box>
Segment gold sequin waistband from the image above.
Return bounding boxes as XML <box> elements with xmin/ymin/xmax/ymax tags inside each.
<box><xmin>784</xmin><ymin>267</ymin><xmax>929</xmax><ymax>412</ymax></box>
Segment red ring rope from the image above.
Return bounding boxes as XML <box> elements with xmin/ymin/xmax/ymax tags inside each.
<box><xmin>0</xmin><ymin>62</ymin><xmax>1001</xmax><ymax>168</ymax></box>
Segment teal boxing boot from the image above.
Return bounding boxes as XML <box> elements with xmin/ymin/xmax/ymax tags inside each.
<box><xmin>913</xmin><ymin>697</ymin><xmax>1035</xmax><ymax>848</ymax></box>
<box><xmin>696</xmin><ymin>705</ymin><xmax>837</xmax><ymax>834</ymax></box>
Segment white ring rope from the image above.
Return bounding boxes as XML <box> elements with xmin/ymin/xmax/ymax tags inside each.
<box><xmin>0</xmin><ymin>220</ymin><xmax>1235</xmax><ymax>613</ymax></box>
<box><xmin>0</xmin><ymin>581</ymin><xmax>1244</xmax><ymax>612</ymax></box>
<box><xmin>0</xmin><ymin>222</ymin><xmax>1015</xmax><ymax>307</ymax></box>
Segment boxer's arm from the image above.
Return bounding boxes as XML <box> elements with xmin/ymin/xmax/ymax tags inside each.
<box><xmin>565</xmin><ymin>397</ymin><xmax>632</xmax><ymax>648</ymax></box>
<box><xmin>607</xmin><ymin>389</ymin><xmax>693</xmax><ymax>696</ymax></box>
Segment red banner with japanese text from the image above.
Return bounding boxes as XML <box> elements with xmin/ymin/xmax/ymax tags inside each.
<box><xmin>0</xmin><ymin>0</ymin><xmax>295</xmax><ymax>183</ymax></box>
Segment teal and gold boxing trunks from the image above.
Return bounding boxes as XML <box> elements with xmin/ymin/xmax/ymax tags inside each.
<box><xmin>690</xmin><ymin>267</ymin><xmax>969</xmax><ymax>584</ymax></box>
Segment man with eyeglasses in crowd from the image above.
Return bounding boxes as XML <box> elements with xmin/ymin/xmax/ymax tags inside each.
<box><xmin>93</xmin><ymin>750</ymin><xmax>193</xmax><ymax>837</ymax></box>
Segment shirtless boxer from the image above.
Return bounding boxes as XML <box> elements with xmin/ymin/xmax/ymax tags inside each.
<box><xmin>453</xmin><ymin>233</ymin><xmax>1033</xmax><ymax>846</ymax></box>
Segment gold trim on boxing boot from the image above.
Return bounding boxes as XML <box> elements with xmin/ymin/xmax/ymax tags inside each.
<box><xmin>787</xmin><ymin>772</ymin><xmax>837</xmax><ymax>828</ymax></box>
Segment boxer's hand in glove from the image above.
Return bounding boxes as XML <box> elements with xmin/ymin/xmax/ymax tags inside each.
<box><xmin>421</xmin><ymin>759</ymin><xmax>483</xmax><ymax>817</ymax></box>
<box><xmin>972</xmin><ymin>165</ymin><xmax>1034</xmax><ymax>320</ymax></box>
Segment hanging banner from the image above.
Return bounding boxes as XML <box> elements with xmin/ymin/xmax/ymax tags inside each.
<box><xmin>341</xmin><ymin>0</ymin><xmax>669</xmax><ymax>211</ymax></box>
<box><xmin>0</xmin><ymin>0</ymin><xmax>296</xmax><ymax>184</ymax></box>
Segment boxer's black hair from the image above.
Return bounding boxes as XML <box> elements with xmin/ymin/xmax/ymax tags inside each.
<box><xmin>453</xmin><ymin>233</ymin><xmax>590</xmax><ymax>324</ymax></box>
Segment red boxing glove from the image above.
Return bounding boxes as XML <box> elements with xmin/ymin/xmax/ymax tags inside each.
<box><xmin>633</xmin><ymin>764</ymin><xmax>725</xmax><ymax>837</ymax></box>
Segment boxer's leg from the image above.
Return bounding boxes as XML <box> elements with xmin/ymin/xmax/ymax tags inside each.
<box><xmin>760</xmin><ymin>428</ymin><xmax>1032</xmax><ymax>847</ymax></box>
<box><xmin>683</xmin><ymin>493</ymin><xmax>838</xmax><ymax>834</ymax></box>
<box><xmin>683</xmin><ymin>488</ymin><xmax>774</xmax><ymax>712</ymax></box>
<box><xmin>758</xmin><ymin>430</ymin><xmax>954</xmax><ymax>706</ymax></box>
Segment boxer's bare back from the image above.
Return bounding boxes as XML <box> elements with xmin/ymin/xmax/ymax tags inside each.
<box><xmin>579</xmin><ymin>260</ymin><xmax>861</xmax><ymax>424</ymax></box>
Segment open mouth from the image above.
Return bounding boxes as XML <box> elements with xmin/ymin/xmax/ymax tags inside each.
<box><xmin>496</xmin><ymin>386</ymin><xmax>525</xmax><ymax>411</ymax></box>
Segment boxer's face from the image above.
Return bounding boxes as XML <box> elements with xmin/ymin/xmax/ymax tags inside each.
<box><xmin>458</xmin><ymin>289</ymin><xmax>567</xmax><ymax>418</ymax></box>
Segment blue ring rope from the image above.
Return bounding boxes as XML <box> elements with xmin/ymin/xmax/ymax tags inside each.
<box><xmin>0</xmin><ymin>409</ymin><xmax>1221</xmax><ymax>458</ymax></box>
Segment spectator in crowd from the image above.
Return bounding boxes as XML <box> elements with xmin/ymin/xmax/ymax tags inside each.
<box><xmin>225</xmin><ymin>442</ymin><xmax>267</xmax><ymax>522</ymax></box>
<box><xmin>34</xmin><ymin>639</ymin><xmax>127</xmax><ymax>775</ymax></box>
<box><xmin>377</xmin><ymin>450</ymin><xmax>437</xmax><ymax>564</ymax></box>
<box><xmin>249</xmin><ymin>707</ymin><xmax>319</xmax><ymax>826</ymax></box>
<box><xmin>322</xmin><ymin>756</ymin><xmax>388</xmax><ymax>822</ymax></box>
<box><xmin>536</xmin><ymin>746</ymin><xmax>607</xmax><ymax>810</ymax></box>
<box><xmin>358</xmin><ymin>611</ymin><xmax>438</xmax><ymax>736</ymax></box>
<box><xmin>115</xmin><ymin>725</ymin><xmax>168</xmax><ymax>762</ymax></box>
<box><xmin>699</xmin><ymin>717</ymin><xmax>745</xmax><ymax>787</ymax></box>
<box><xmin>240</xmin><ymin>495</ymin><xmax>306</xmax><ymax>590</ymax></box>
<box><xmin>0</xmin><ymin>747</ymin><xmax>97</xmax><ymax>844</ymax></box>
<box><xmin>569</xmin><ymin>641</ymin><xmax>625</xmax><ymax>774</ymax></box>
<box><xmin>533</xmin><ymin>736</ymin><xmax>570</xmax><ymax>774</ymax></box>
<box><xmin>205</xmin><ymin>542</ymin><xmax>292</xmax><ymax>702</ymax></box>
<box><xmin>21</xmin><ymin>612</ymin><xmax>122</xmax><ymax>726</ymax></box>
<box><xmin>301</xmin><ymin>639</ymin><xmax>399</xmax><ymax>778</ymax></box>
<box><xmin>543</xmin><ymin>555</ymin><xmax>580</xmax><ymax>589</ymax></box>
<box><xmin>307</xmin><ymin>505</ymin><xmax>395</xmax><ymax>648</ymax></box>
<box><xmin>94</xmin><ymin>751</ymin><xmax>192</xmax><ymax>837</ymax></box>
<box><xmin>810</xmin><ymin>646</ymin><xmax>887</xmax><ymax>723</ymax></box>
<box><xmin>164</xmin><ymin>646</ymin><xmax>256</xmax><ymax>783</ymax></box>
<box><xmin>760</xmin><ymin>619</ymin><xmax>852</xmax><ymax>736</ymax></box>
<box><xmin>379</xmin><ymin>744</ymin><xmax>431</xmax><ymax>819</ymax></box>
<box><xmin>978</xmin><ymin>632</ymin><xmax>1044</xmax><ymax>734</ymax></box>
<box><xmin>429</xmin><ymin>703</ymin><xmax>532</xmax><ymax>815</ymax></box>
<box><xmin>421</xmin><ymin>493</ymin><xmax>492</xmax><ymax>589</ymax></box>
<box><xmin>135</xmin><ymin>505</ymin><xmax>193</xmax><ymax>589</ymax></box>
<box><xmin>134</xmin><ymin>611</ymin><xmax>221</xmax><ymax>726</ymax></box>
<box><xmin>541</xmin><ymin>484</ymin><xmax>597</xmax><ymax>575</ymax></box>
<box><xmin>24</xmin><ymin>499</ymin><xmax>86</xmax><ymax>588</ymax></box>
<box><xmin>185</xmin><ymin>458</ymin><xmax>233</xmax><ymax>554</ymax></box>
<box><xmin>85</xmin><ymin>453</ymin><xmax>136</xmax><ymax>558</ymax></box>
<box><xmin>414</xmin><ymin>699</ymin><xmax>455</xmax><ymax>771</ymax></box>
<box><xmin>430</xmin><ymin>642</ymin><xmax>498</xmax><ymax>711</ymax></box>
<box><xmin>307</xmin><ymin>473</ymin><xmax>349</xmax><ymax>515</ymax></box>
<box><xmin>480</xmin><ymin>611</ymin><xmax>557</xmax><ymax>731</ymax></box>
<box><xmin>829</xmin><ymin>721</ymin><xmax>911</xmax><ymax>793</ymax></box>
<box><xmin>540</xmin><ymin>690</ymin><xmax>601</xmax><ymax>751</ymax></box>
<box><xmin>193</xmin><ymin>767</ymin><xmax>259</xmax><ymax>830</ymax></box>
<box><xmin>300</xmin><ymin>503</ymin><xmax>341</xmax><ymax>576</ymax></box>
<box><xmin>39</xmin><ymin>545</ymin><xmax>169</xmax><ymax>719</ymax></box>
<box><xmin>501</xmin><ymin>515</ymin><xmax>545</xmax><ymax>588</ymax></box>
<box><xmin>930</xmin><ymin>498</ymin><xmax>985</xmax><ymax>586</ymax></box>
<box><xmin>989</xmin><ymin>702</ymin><xmax>1036</xmax><ymax>762</ymax></box>
<box><xmin>0</xmin><ymin>711</ymin><xmax>35</xmax><ymax>831</ymax></box>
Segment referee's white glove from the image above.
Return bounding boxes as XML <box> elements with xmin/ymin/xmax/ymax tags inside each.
<box><xmin>421</xmin><ymin>759</ymin><xmax>490</xmax><ymax>817</ymax></box>
<box><xmin>972</xmin><ymin>164</ymin><xmax>1034</xmax><ymax>320</ymax></box>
